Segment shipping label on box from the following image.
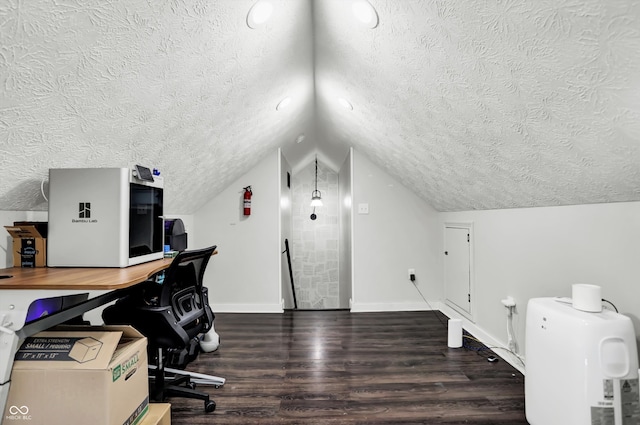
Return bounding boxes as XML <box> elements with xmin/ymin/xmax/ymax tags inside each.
<box><xmin>4</xmin><ymin>326</ymin><xmax>149</xmax><ymax>425</ymax></box>
<box><xmin>15</xmin><ymin>335</ymin><xmax>106</xmax><ymax>363</ymax></box>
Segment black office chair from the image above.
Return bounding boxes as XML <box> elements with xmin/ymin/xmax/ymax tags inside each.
<box><xmin>103</xmin><ymin>245</ymin><xmax>220</xmax><ymax>412</ymax></box>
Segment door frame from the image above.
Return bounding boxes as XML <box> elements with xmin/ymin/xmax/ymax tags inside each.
<box><xmin>444</xmin><ymin>222</ymin><xmax>475</xmax><ymax>322</ymax></box>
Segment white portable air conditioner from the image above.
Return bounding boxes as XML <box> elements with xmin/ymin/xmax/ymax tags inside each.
<box><xmin>525</xmin><ymin>297</ymin><xmax>640</xmax><ymax>425</ymax></box>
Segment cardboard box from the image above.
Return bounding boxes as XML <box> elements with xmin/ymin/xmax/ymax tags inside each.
<box><xmin>3</xmin><ymin>326</ymin><xmax>149</xmax><ymax>425</ymax></box>
<box><xmin>140</xmin><ymin>404</ymin><xmax>171</xmax><ymax>425</ymax></box>
<box><xmin>4</xmin><ymin>224</ymin><xmax>47</xmax><ymax>268</ymax></box>
<box><xmin>12</xmin><ymin>221</ymin><xmax>48</xmax><ymax>238</ymax></box>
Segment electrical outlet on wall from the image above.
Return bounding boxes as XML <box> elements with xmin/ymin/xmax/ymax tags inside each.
<box><xmin>501</xmin><ymin>296</ymin><xmax>516</xmax><ymax>307</ymax></box>
<box><xmin>408</xmin><ymin>268</ymin><xmax>415</xmax><ymax>281</ymax></box>
<box><xmin>358</xmin><ymin>203</ymin><xmax>369</xmax><ymax>214</ymax></box>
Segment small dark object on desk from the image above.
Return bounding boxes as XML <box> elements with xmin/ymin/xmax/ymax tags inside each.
<box><xmin>0</xmin><ymin>275</ymin><xmax>13</xmax><ymax>279</ymax></box>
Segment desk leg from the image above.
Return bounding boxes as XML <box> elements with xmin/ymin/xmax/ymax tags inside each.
<box><xmin>0</xmin><ymin>328</ymin><xmax>19</xmax><ymax>420</ymax></box>
<box><xmin>0</xmin><ymin>291</ymin><xmax>43</xmax><ymax>424</ymax></box>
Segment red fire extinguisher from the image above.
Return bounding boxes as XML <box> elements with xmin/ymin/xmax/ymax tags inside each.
<box><xmin>243</xmin><ymin>186</ymin><xmax>252</xmax><ymax>216</ymax></box>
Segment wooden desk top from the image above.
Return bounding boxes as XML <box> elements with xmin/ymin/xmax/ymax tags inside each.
<box><xmin>0</xmin><ymin>258</ymin><xmax>174</xmax><ymax>290</ymax></box>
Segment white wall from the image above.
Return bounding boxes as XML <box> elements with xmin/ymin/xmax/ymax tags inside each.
<box><xmin>280</xmin><ymin>152</ymin><xmax>294</xmax><ymax>309</ymax></box>
<box><xmin>338</xmin><ymin>149</ymin><xmax>352</xmax><ymax>309</ymax></box>
<box><xmin>193</xmin><ymin>151</ymin><xmax>282</xmax><ymax>313</ymax></box>
<box><xmin>440</xmin><ymin>201</ymin><xmax>640</xmax><ymax>363</ymax></box>
<box><xmin>351</xmin><ymin>150</ymin><xmax>442</xmax><ymax>312</ymax></box>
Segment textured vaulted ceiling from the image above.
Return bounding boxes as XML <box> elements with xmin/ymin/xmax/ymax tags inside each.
<box><xmin>1</xmin><ymin>0</ymin><xmax>639</xmax><ymax>214</ymax></box>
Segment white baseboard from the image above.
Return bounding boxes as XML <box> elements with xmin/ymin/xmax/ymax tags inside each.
<box><xmin>438</xmin><ymin>302</ymin><xmax>525</xmax><ymax>375</ymax></box>
<box><xmin>211</xmin><ymin>303</ymin><xmax>283</xmax><ymax>313</ymax></box>
<box><xmin>350</xmin><ymin>301</ymin><xmax>438</xmax><ymax>313</ymax></box>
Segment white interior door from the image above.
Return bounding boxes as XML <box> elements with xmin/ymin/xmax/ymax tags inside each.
<box><xmin>444</xmin><ymin>225</ymin><xmax>473</xmax><ymax>319</ymax></box>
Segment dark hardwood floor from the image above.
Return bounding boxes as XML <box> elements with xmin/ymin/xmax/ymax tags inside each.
<box><xmin>168</xmin><ymin>310</ymin><xmax>528</xmax><ymax>424</ymax></box>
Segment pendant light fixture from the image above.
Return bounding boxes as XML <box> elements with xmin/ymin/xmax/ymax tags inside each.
<box><xmin>310</xmin><ymin>156</ymin><xmax>323</xmax><ymax>208</ymax></box>
<box><xmin>310</xmin><ymin>156</ymin><xmax>322</xmax><ymax>221</ymax></box>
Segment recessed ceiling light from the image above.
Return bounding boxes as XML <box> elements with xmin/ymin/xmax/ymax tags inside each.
<box><xmin>352</xmin><ymin>0</ymin><xmax>379</xmax><ymax>29</ymax></box>
<box><xmin>338</xmin><ymin>97</ymin><xmax>353</xmax><ymax>110</ymax></box>
<box><xmin>276</xmin><ymin>97</ymin><xmax>291</xmax><ymax>111</ymax></box>
<box><xmin>247</xmin><ymin>1</ymin><xmax>273</xmax><ymax>29</ymax></box>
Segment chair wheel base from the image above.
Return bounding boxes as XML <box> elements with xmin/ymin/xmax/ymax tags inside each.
<box><xmin>205</xmin><ymin>400</ymin><xmax>216</xmax><ymax>412</ymax></box>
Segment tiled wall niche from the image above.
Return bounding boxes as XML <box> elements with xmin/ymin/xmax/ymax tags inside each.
<box><xmin>291</xmin><ymin>160</ymin><xmax>340</xmax><ymax>309</ymax></box>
